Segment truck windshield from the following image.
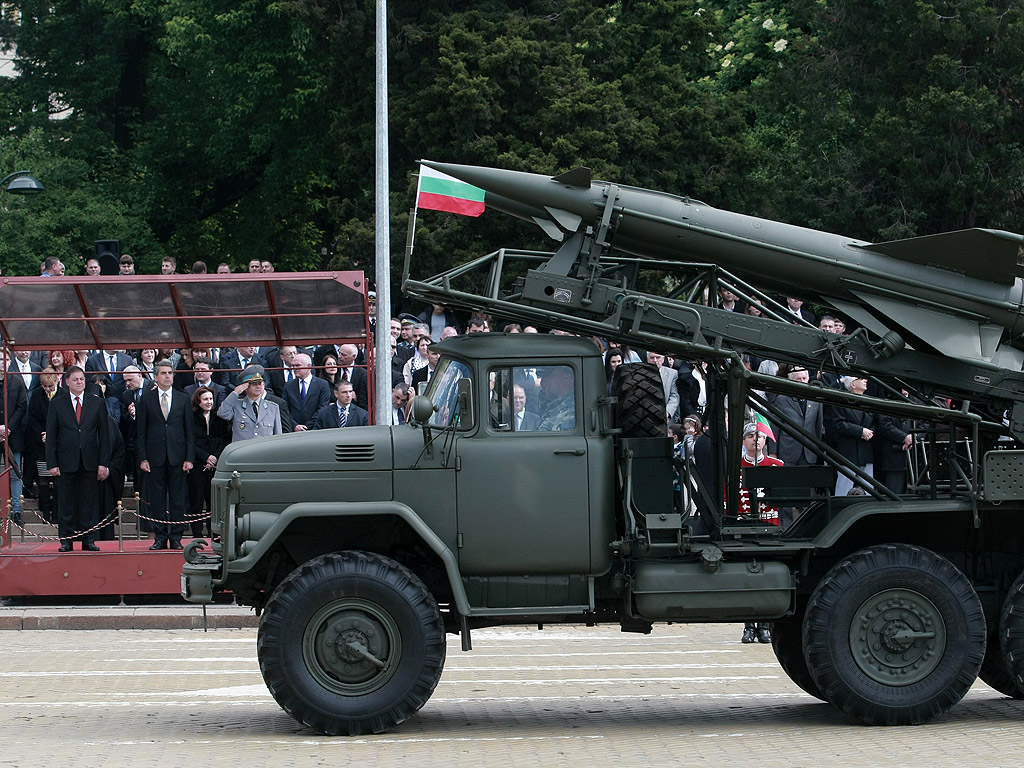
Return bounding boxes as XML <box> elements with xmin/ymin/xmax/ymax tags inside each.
<box><xmin>427</xmin><ymin>358</ymin><xmax>473</xmax><ymax>429</ymax></box>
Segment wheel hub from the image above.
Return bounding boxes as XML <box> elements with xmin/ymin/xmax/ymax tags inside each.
<box><xmin>303</xmin><ymin>600</ymin><xmax>401</xmax><ymax>694</ymax></box>
<box><xmin>849</xmin><ymin>588</ymin><xmax>945</xmax><ymax>686</ymax></box>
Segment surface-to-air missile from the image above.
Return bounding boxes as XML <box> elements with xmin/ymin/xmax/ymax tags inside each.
<box><xmin>419</xmin><ymin>160</ymin><xmax>1024</xmax><ymax>372</ymax></box>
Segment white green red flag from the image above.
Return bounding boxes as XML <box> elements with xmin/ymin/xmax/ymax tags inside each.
<box><xmin>754</xmin><ymin>412</ymin><xmax>775</xmax><ymax>441</ymax></box>
<box><xmin>416</xmin><ymin>165</ymin><xmax>486</xmax><ymax>217</ymax></box>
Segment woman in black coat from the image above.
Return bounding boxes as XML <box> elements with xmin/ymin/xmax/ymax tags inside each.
<box><xmin>187</xmin><ymin>387</ymin><xmax>230</xmax><ymax>538</ymax></box>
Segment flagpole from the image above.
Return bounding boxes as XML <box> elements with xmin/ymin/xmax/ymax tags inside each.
<box><xmin>403</xmin><ymin>204</ymin><xmax>418</xmax><ymax>286</ymax></box>
<box><xmin>373</xmin><ymin>0</ymin><xmax>391</xmax><ymax>426</ymax></box>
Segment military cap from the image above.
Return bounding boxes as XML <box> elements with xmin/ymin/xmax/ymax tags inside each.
<box><xmin>240</xmin><ymin>364</ymin><xmax>266</xmax><ymax>384</ymax></box>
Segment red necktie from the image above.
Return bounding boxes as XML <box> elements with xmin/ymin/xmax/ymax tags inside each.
<box><xmin>75</xmin><ymin>396</ymin><xmax>81</xmax><ymax>423</ymax></box>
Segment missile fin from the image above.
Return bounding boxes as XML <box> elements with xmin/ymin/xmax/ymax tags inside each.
<box><xmin>544</xmin><ymin>206</ymin><xmax>583</xmax><ymax>234</ymax></box>
<box><xmin>552</xmin><ymin>167</ymin><xmax>592</xmax><ymax>187</ymax></box>
<box><xmin>861</xmin><ymin>228</ymin><xmax>1024</xmax><ymax>286</ymax></box>
<box><xmin>851</xmin><ymin>289</ymin><xmax>1004</xmax><ymax>363</ymax></box>
<box><xmin>532</xmin><ymin>216</ymin><xmax>565</xmax><ymax>242</ymax></box>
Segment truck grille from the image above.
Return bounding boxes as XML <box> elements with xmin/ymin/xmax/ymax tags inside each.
<box><xmin>335</xmin><ymin>444</ymin><xmax>376</xmax><ymax>463</ymax></box>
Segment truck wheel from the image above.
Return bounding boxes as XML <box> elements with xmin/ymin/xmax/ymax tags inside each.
<box><xmin>612</xmin><ymin>363</ymin><xmax>667</xmax><ymax>437</ymax></box>
<box><xmin>803</xmin><ymin>544</ymin><xmax>985</xmax><ymax>725</ymax></box>
<box><xmin>770</xmin><ymin>617</ymin><xmax>825</xmax><ymax>701</ymax></box>
<box><xmin>257</xmin><ymin>551</ymin><xmax>447</xmax><ymax>735</ymax></box>
<box><xmin>999</xmin><ymin>568</ymin><xmax>1024</xmax><ymax>696</ymax></box>
<box><xmin>980</xmin><ymin>630</ymin><xmax>1024</xmax><ymax>699</ymax></box>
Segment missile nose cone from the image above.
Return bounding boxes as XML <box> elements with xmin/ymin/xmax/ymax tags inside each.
<box><xmin>418</xmin><ymin>160</ymin><xmax>601</xmax><ymax>238</ymax></box>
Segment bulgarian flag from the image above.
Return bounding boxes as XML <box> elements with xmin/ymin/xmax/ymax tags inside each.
<box><xmin>416</xmin><ymin>165</ymin><xmax>486</xmax><ymax>217</ymax></box>
<box><xmin>754</xmin><ymin>412</ymin><xmax>775</xmax><ymax>441</ymax></box>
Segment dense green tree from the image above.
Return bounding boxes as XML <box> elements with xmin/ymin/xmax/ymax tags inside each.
<box><xmin>3</xmin><ymin>0</ymin><xmax>1024</xmax><ymax>293</ymax></box>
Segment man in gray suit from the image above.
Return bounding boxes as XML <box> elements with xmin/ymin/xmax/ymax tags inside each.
<box><xmin>512</xmin><ymin>384</ymin><xmax>540</xmax><ymax>431</ymax></box>
<box><xmin>647</xmin><ymin>351</ymin><xmax>680</xmax><ymax>424</ymax></box>
<box><xmin>772</xmin><ymin>367</ymin><xmax>824</xmax><ymax>466</ymax></box>
<box><xmin>217</xmin><ymin>365</ymin><xmax>282</xmax><ymax>441</ymax></box>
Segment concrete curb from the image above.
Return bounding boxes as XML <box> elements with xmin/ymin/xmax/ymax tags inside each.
<box><xmin>0</xmin><ymin>605</ymin><xmax>258</xmax><ymax>630</ymax></box>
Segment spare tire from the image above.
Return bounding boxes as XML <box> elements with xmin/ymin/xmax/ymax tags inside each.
<box><xmin>613</xmin><ymin>363</ymin><xmax>667</xmax><ymax>437</ymax></box>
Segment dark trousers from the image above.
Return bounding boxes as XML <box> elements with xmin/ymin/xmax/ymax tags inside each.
<box><xmin>55</xmin><ymin>469</ymin><xmax>99</xmax><ymax>545</ymax></box>
<box><xmin>146</xmin><ymin>463</ymin><xmax>187</xmax><ymax>544</ymax></box>
<box><xmin>186</xmin><ymin>467</ymin><xmax>213</xmax><ymax>537</ymax></box>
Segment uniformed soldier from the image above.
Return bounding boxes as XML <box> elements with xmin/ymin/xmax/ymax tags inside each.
<box><xmin>536</xmin><ymin>366</ymin><xmax>576</xmax><ymax>431</ymax></box>
<box><xmin>217</xmin><ymin>365</ymin><xmax>282</xmax><ymax>441</ymax></box>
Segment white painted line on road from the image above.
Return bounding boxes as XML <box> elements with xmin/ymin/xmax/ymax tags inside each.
<box><xmin>78</xmin><ymin>734</ymin><xmax>608</xmax><ymax>746</ymax></box>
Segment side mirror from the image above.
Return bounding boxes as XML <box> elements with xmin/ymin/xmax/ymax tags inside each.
<box><xmin>457</xmin><ymin>377</ymin><xmax>474</xmax><ymax>428</ymax></box>
<box><xmin>410</xmin><ymin>395</ymin><xmax>436</xmax><ymax>425</ymax></box>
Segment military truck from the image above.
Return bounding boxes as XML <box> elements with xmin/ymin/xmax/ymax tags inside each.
<box><xmin>182</xmin><ymin>164</ymin><xmax>1024</xmax><ymax>736</ymax></box>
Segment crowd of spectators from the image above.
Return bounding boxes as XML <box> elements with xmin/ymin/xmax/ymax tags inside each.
<box><xmin>0</xmin><ymin>273</ymin><xmax>915</xmax><ymax>559</ymax></box>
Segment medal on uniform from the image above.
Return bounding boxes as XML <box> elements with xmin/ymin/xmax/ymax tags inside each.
<box><xmin>240</xmin><ymin>421</ymin><xmax>247</xmax><ymax>430</ymax></box>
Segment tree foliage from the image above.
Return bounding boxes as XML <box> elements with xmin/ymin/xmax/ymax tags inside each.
<box><xmin>2</xmin><ymin>0</ymin><xmax>1024</xmax><ymax>297</ymax></box>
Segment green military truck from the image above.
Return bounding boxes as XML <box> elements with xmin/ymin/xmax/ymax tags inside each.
<box><xmin>182</xmin><ymin>161</ymin><xmax>1024</xmax><ymax>735</ymax></box>
<box><xmin>182</xmin><ymin>330</ymin><xmax>1024</xmax><ymax>735</ymax></box>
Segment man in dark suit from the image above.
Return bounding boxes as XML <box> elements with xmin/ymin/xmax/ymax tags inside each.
<box><xmin>220</xmin><ymin>346</ymin><xmax>265</xmax><ymax>387</ymax></box>
<box><xmin>283</xmin><ymin>353</ymin><xmax>331</xmax><ymax>431</ymax></box>
<box><xmin>45</xmin><ymin>366</ymin><xmax>111</xmax><ymax>551</ymax></box>
<box><xmin>183</xmin><ymin>357</ymin><xmax>228</xmax><ymax>410</ymax></box>
<box><xmin>336</xmin><ymin>344</ymin><xmax>368</xmax><ymax>411</ymax></box>
<box><xmin>264</xmin><ymin>345</ymin><xmax>298</xmax><ymax>397</ymax></box>
<box><xmin>9</xmin><ymin>349</ymin><xmax>41</xmax><ymax>391</ymax></box>
<box><xmin>85</xmin><ymin>349</ymin><xmax>134</xmax><ymax>395</ymax></box>
<box><xmin>784</xmin><ymin>297</ymin><xmax>817</xmax><ymax>326</ymax></box>
<box><xmin>119</xmin><ymin>365</ymin><xmax>155</xmax><ymax>499</ymax></box>
<box><xmin>136</xmin><ymin>359</ymin><xmax>194</xmax><ymax>550</ymax></box>
<box><xmin>0</xmin><ymin>354</ymin><xmax>29</xmax><ymax>524</ymax></box>
<box><xmin>313</xmin><ymin>379</ymin><xmax>369</xmax><ymax>429</ymax></box>
<box><xmin>511</xmin><ymin>384</ymin><xmax>540</xmax><ymax>431</ymax></box>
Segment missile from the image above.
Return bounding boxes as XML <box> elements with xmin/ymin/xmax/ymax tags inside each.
<box><xmin>419</xmin><ymin>160</ymin><xmax>1024</xmax><ymax>370</ymax></box>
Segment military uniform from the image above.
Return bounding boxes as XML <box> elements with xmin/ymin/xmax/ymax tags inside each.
<box><xmin>217</xmin><ymin>391</ymin><xmax>282</xmax><ymax>441</ymax></box>
<box><xmin>536</xmin><ymin>391</ymin><xmax>575</xmax><ymax>431</ymax></box>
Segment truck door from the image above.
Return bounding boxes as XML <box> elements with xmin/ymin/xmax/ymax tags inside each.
<box><xmin>455</xmin><ymin>364</ymin><xmax>592</xmax><ymax>575</ymax></box>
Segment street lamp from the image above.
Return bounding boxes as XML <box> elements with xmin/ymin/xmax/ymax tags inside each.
<box><xmin>1</xmin><ymin>171</ymin><xmax>44</xmax><ymax>195</ymax></box>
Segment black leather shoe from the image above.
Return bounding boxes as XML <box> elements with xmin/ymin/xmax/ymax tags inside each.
<box><xmin>58</xmin><ymin>543</ymin><xmax>73</xmax><ymax>553</ymax></box>
<box><xmin>149</xmin><ymin>541</ymin><xmax>167</xmax><ymax>551</ymax></box>
<box><xmin>10</xmin><ymin>513</ymin><xmax>22</xmax><ymax>526</ymax></box>
<box><xmin>82</xmin><ymin>543</ymin><xmax>100</xmax><ymax>552</ymax></box>
<box><xmin>756</xmin><ymin>627</ymin><xmax>772</xmax><ymax>644</ymax></box>
<box><xmin>169</xmin><ymin>541</ymin><xmax>184</xmax><ymax>550</ymax></box>
<box><xmin>741</xmin><ymin>627</ymin><xmax>756</xmax><ymax>644</ymax></box>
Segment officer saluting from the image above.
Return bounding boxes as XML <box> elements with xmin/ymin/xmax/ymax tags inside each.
<box><xmin>217</xmin><ymin>365</ymin><xmax>282</xmax><ymax>441</ymax></box>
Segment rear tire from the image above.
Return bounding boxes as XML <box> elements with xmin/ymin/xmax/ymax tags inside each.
<box><xmin>1000</xmin><ymin>568</ymin><xmax>1024</xmax><ymax>696</ymax></box>
<box><xmin>803</xmin><ymin>544</ymin><xmax>985</xmax><ymax>725</ymax></box>
<box><xmin>612</xmin><ymin>363</ymin><xmax>666</xmax><ymax>437</ymax></box>
<box><xmin>257</xmin><ymin>551</ymin><xmax>447</xmax><ymax>735</ymax></box>
<box><xmin>980</xmin><ymin>629</ymin><xmax>1024</xmax><ymax>699</ymax></box>
<box><xmin>770</xmin><ymin>616</ymin><xmax>825</xmax><ymax>701</ymax></box>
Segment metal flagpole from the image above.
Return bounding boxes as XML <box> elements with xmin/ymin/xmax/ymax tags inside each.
<box><xmin>374</xmin><ymin>0</ymin><xmax>392</xmax><ymax>426</ymax></box>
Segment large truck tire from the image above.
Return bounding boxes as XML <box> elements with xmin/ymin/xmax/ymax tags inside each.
<box><xmin>999</xmin><ymin>567</ymin><xmax>1024</xmax><ymax>696</ymax></box>
<box><xmin>612</xmin><ymin>363</ymin><xmax>667</xmax><ymax>437</ymax></box>
<box><xmin>980</xmin><ymin>629</ymin><xmax>1024</xmax><ymax>699</ymax></box>
<box><xmin>257</xmin><ymin>550</ymin><xmax>447</xmax><ymax>735</ymax></box>
<box><xmin>770</xmin><ymin>616</ymin><xmax>825</xmax><ymax>701</ymax></box>
<box><xmin>803</xmin><ymin>544</ymin><xmax>985</xmax><ymax>725</ymax></box>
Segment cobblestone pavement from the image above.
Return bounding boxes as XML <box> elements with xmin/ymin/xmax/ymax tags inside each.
<box><xmin>1</xmin><ymin>622</ymin><xmax>1021</xmax><ymax>767</ymax></box>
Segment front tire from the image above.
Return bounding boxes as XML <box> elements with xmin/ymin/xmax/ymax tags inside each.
<box><xmin>257</xmin><ymin>551</ymin><xmax>447</xmax><ymax>735</ymax></box>
<box><xmin>803</xmin><ymin>544</ymin><xmax>985</xmax><ymax>725</ymax></box>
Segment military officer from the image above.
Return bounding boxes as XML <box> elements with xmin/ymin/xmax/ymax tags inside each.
<box><xmin>217</xmin><ymin>365</ymin><xmax>282</xmax><ymax>441</ymax></box>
